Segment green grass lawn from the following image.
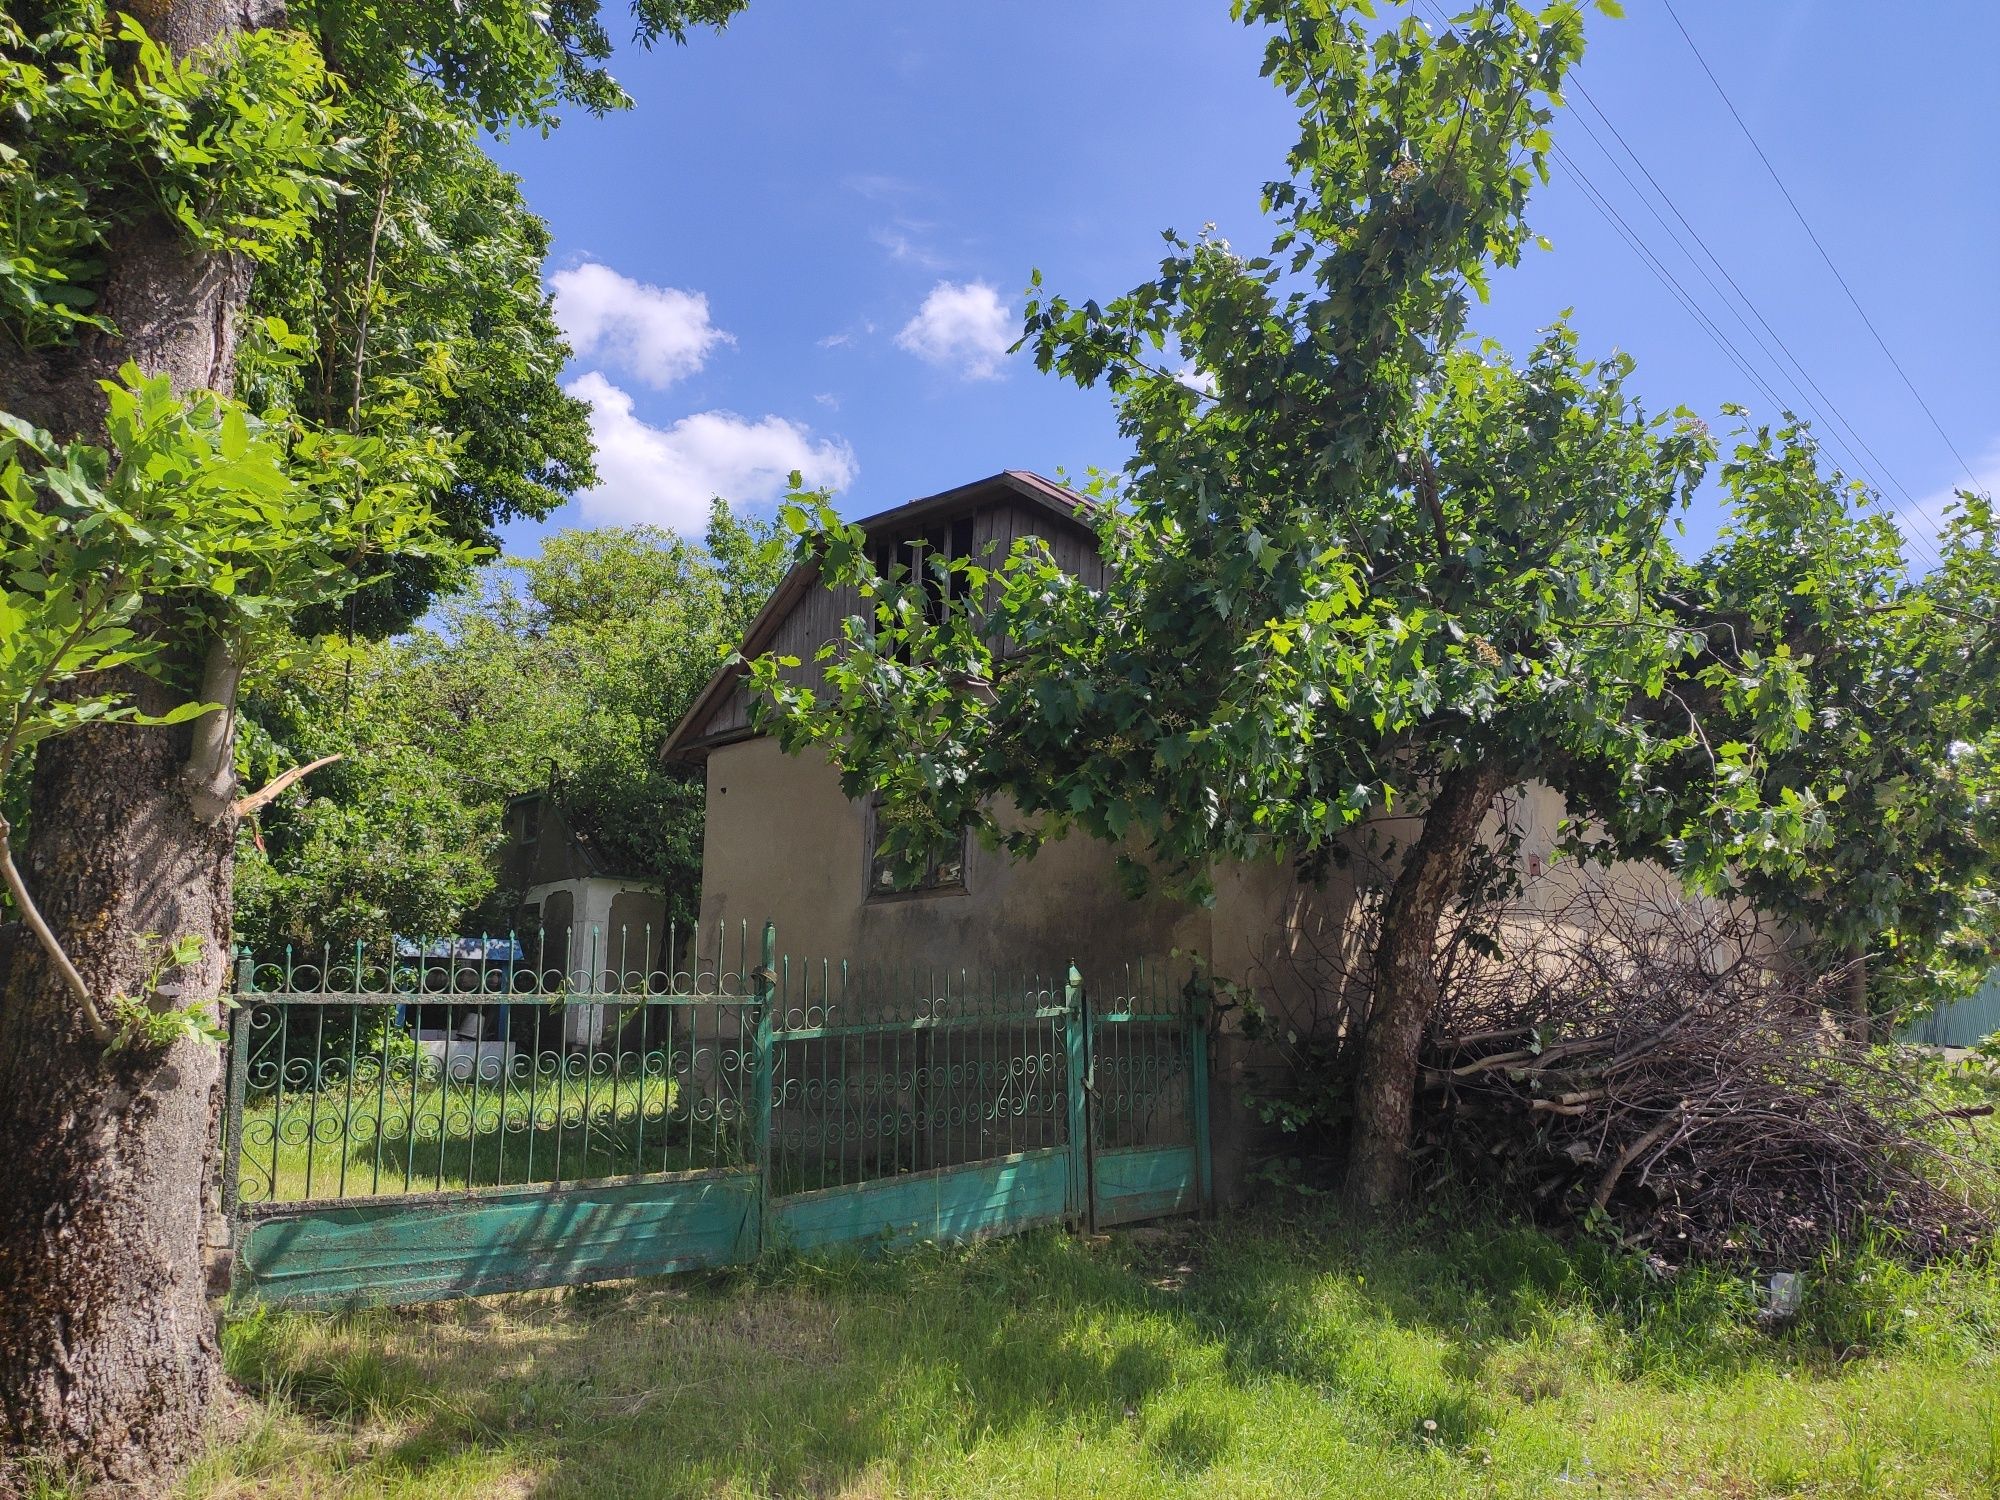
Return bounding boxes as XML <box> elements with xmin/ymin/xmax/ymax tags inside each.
<box><xmin>185</xmin><ymin>1202</ymin><xmax>2000</xmax><ymax>1500</ymax></box>
<box><xmin>236</xmin><ymin>1071</ymin><xmax>749</xmax><ymax>1204</ymax></box>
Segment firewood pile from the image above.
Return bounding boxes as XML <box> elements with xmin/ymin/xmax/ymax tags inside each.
<box><xmin>1415</xmin><ymin>889</ymin><xmax>1992</xmax><ymax>1265</ymax></box>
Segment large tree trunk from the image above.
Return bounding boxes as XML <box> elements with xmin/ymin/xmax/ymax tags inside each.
<box><xmin>1346</xmin><ymin>759</ymin><xmax>1507</xmax><ymax>1209</ymax></box>
<box><xmin>0</xmin><ymin>683</ymin><xmax>236</xmax><ymax>1493</ymax></box>
<box><xmin>0</xmin><ymin>4</ymin><xmax>267</xmax><ymax>1488</ymax></box>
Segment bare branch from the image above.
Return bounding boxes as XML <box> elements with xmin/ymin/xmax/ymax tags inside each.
<box><xmin>232</xmin><ymin>752</ymin><xmax>344</xmax><ymax>819</ymax></box>
<box><xmin>180</xmin><ymin>635</ymin><xmax>244</xmax><ymax>824</ymax></box>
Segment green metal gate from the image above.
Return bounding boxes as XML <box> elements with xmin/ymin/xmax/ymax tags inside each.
<box><xmin>1078</xmin><ymin>962</ymin><xmax>1214</xmax><ymax>1230</ymax></box>
<box><xmin>222</xmin><ymin>924</ymin><xmax>1211</xmax><ymax>1306</ymax></box>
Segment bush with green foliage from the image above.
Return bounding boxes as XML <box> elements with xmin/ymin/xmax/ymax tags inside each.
<box><xmin>233</xmin><ymin>507</ymin><xmax>784</xmax><ymax>954</ymax></box>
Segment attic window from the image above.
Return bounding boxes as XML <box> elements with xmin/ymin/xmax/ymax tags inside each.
<box><xmin>869</xmin><ymin>517</ymin><xmax>976</xmax><ymax>628</ymax></box>
<box><xmin>866</xmin><ymin>792</ymin><xmax>966</xmax><ymax>900</ymax></box>
<box><xmin>517</xmin><ymin>800</ymin><xmax>541</xmax><ymax>845</ymax></box>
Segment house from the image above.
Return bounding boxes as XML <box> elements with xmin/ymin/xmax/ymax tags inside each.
<box><xmin>662</xmin><ymin>470</ymin><xmax>1691</xmax><ymax>996</ymax></box>
<box><xmin>666</xmin><ymin>472</ymin><xmax>1208</xmax><ymax>980</ymax></box>
<box><xmin>662</xmin><ymin>470</ymin><xmax>1776</xmax><ymax>1194</ymax></box>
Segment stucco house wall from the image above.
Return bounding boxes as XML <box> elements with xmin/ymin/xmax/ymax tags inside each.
<box><xmin>697</xmin><ymin>734</ymin><xmax>1209</xmax><ymax>980</ymax></box>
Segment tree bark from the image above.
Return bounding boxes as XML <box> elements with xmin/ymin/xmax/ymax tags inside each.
<box><xmin>1842</xmin><ymin>940</ymin><xmax>1870</xmax><ymax>1045</ymax></box>
<box><xmin>0</xmin><ymin>680</ymin><xmax>235</xmax><ymax>1493</ymax></box>
<box><xmin>0</xmin><ymin>4</ymin><xmax>268</xmax><ymax>1488</ymax></box>
<box><xmin>1346</xmin><ymin>759</ymin><xmax>1507</xmax><ymax>1210</ymax></box>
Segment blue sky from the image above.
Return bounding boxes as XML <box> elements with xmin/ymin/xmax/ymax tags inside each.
<box><xmin>491</xmin><ymin>0</ymin><xmax>1999</xmax><ymax>561</ymax></box>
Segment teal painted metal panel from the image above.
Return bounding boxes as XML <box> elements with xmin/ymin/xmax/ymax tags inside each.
<box><xmin>1092</xmin><ymin>1144</ymin><xmax>1197</xmax><ymax>1227</ymax></box>
<box><xmin>235</xmin><ymin>1170</ymin><xmax>757</xmax><ymax>1306</ymax></box>
<box><xmin>1899</xmin><ymin>967</ymin><xmax>2000</xmax><ymax>1048</ymax></box>
<box><xmin>772</xmin><ymin>1148</ymin><xmax>1071</xmax><ymax>1254</ymax></box>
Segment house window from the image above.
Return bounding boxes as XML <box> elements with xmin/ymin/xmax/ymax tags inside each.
<box><xmin>869</xmin><ymin>517</ymin><xmax>977</xmax><ymax>628</ymax></box>
<box><xmin>866</xmin><ymin>792</ymin><xmax>966</xmax><ymax>899</ymax></box>
<box><xmin>517</xmin><ymin>799</ymin><xmax>541</xmax><ymax>845</ymax></box>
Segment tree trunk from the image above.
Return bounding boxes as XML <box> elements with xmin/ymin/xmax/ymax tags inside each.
<box><xmin>0</xmin><ymin>4</ymin><xmax>267</xmax><ymax>1487</ymax></box>
<box><xmin>1346</xmin><ymin>759</ymin><xmax>1507</xmax><ymax>1210</ymax></box>
<box><xmin>0</xmin><ymin>685</ymin><xmax>235</xmax><ymax>1493</ymax></box>
<box><xmin>1843</xmin><ymin>940</ymin><xmax>1870</xmax><ymax>1045</ymax></box>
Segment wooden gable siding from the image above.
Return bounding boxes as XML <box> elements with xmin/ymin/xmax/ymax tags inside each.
<box><xmin>693</xmin><ymin>567</ymin><xmax>864</xmax><ymax>741</ymax></box>
<box><xmin>688</xmin><ymin>498</ymin><xmax>1103</xmax><ymax>744</ymax></box>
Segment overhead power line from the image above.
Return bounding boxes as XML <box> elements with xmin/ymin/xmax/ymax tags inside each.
<box><xmin>1660</xmin><ymin>0</ymin><xmax>1981</xmax><ymax>491</ymax></box>
<box><xmin>1564</xmin><ymin>78</ymin><xmax>1917</xmax><ymax>511</ymax></box>
<box><xmin>1410</xmin><ymin>0</ymin><xmax>1950</xmax><ymax>570</ymax></box>
<box><xmin>1556</xmin><ymin>76</ymin><xmax>1947</xmax><ymax>573</ymax></box>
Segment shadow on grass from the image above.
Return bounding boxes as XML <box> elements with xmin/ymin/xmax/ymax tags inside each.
<box><xmin>222</xmin><ymin>1217</ymin><xmax>1460</xmax><ymax>1495</ymax></box>
<box><xmin>219</xmin><ymin>1202</ymin><xmax>2000</xmax><ymax>1500</ymax></box>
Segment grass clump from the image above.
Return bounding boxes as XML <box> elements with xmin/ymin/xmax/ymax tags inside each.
<box><xmin>185</xmin><ymin>1202</ymin><xmax>2000</xmax><ymax>1499</ymax></box>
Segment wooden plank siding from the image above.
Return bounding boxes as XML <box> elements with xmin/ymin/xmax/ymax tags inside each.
<box><xmin>693</xmin><ymin>566</ymin><xmax>866</xmax><ymax>742</ymax></box>
<box><xmin>686</xmin><ymin>491</ymin><xmax>1104</xmax><ymax>746</ymax></box>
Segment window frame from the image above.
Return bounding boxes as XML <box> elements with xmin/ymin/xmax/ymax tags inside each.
<box><xmin>862</xmin><ymin>790</ymin><xmax>968</xmax><ymax>903</ymax></box>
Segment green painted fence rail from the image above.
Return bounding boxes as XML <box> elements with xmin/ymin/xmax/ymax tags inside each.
<box><xmin>223</xmin><ymin>922</ymin><xmax>1211</xmax><ymax>1307</ymax></box>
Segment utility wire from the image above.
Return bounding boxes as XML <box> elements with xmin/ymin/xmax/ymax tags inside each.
<box><xmin>1414</xmin><ymin>0</ymin><xmax>1949</xmax><ymax>569</ymax></box>
<box><xmin>1549</xmin><ymin>143</ymin><xmax>1786</xmax><ymax>419</ymax></box>
<box><xmin>1565</xmin><ymin>78</ymin><xmax>1918</xmax><ymax>512</ymax></box>
<box><xmin>1660</xmin><ymin>0</ymin><xmax>1981</xmax><ymax>490</ymax></box>
<box><xmin>1417</xmin><ymin>6</ymin><xmax>1790</xmax><ymax>440</ymax></box>
<box><xmin>1560</xmin><ymin>75</ymin><xmax>1946</xmax><ymax>573</ymax></box>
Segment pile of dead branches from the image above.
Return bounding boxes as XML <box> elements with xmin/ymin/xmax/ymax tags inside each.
<box><xmin>1416</xmin><ymin>887</ymin><xmax>1992</xmax><ymax>1265</ymax></box>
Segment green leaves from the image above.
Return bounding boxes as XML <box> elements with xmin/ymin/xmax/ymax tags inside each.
<box><xmin>750</xmin><ymin>0</ymin><xmax>1916</xmax><ymax>936</ymax></box>
<box><xmin>1629</xmin><ymin>419</ymin><xmax>2000</xmax><ymax>1020</ymax></box>
<box><xmin>234</xmin><ymin>504</ymin><xmax>782</xmax><ymax>952</ymax></box>
<box><xmin>0</xmin><ymin>365</ymin><xmax>463</xmax><ymax>793</ymax></box>
<box><xmin>1</xmin><ymin>6</ymin><xmax>336</xmax><ymax>349</ymax></box>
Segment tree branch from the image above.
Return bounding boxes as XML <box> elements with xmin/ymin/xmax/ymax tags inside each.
<box><xmin>1591</xmin><ymin>1107</ymin><xmax>1683</xmax><ymax>1214</ymax></box>
<box><xmin>232</xmin><ymin>752</ymin><xmax>344</xmax><ymax>819</ymax></box>
<box><xmin>180</xmin><ymin>634</ymin><xmax>244</xmax><ymax>823</ymax></box>
<box><xmin>0</xmin><ymin>814</ymin><xmax>112</xmax><ymax>1044</ymax></box>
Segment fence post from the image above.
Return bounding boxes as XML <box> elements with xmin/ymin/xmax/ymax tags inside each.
<box><xmin>1187</xmin><ymin>979</ymin><xmax>1214</xmax><ymax>1217</ymax></box>
<box><xmin>1063</xmin><ymin>961</ymin><xmax>1093</xmax><ymax>1233</ymax></box>
<box><xmin>219</xmin><ymin>947</ymin><xmax>254</xmax><ymax>1289</ymax></box>
<box><xmin>750</xmin><ymin>921</ymin><xmax>777</xmax><ymax>1260</ymax></box>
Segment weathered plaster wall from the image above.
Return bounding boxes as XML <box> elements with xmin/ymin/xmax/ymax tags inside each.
<box><xmin>694</xmin><ymin>743</ymin><xmax>1782</xmax><ymax>1204</ymax></box>
<box><xmin>696</xmin><ymin>736</ymin><xmax>1208</xmax><ymax>980</ymax></box>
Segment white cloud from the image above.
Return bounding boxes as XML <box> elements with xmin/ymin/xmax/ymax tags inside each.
<box><xmin>872</xmin><ymin>221</ymin><xmax>947</xmax><ymax>270</ymax></box>
<box><xmin>552</xmin><ymin>262</ymin><xmax>731</xmax><ymax>389</ymax></box>
<box><xmin>1175</xmin><ymin>362</ymin><xmax>1218</xmax><ymax>397</ymax></box>
<box><xmin>895</xmin><ymin>281</ymin><xmax>1014</xmax><ymax>380</ymax></box>
<box><xmin>567</xmin><ymin>372</ymin><xmax>857</xmax><ymax>530</ymax></box>
<box><xmin>1893</xmin><ymin>443</ymin><xmax>1999</xmax><ymax>566</ymax></box>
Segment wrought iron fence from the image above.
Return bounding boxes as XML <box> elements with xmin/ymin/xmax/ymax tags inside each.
<box><xmin>227</xmin><ymin>923</ymin><xmax>766</xmax><ymax>1207</ymax></box>
<box><xmin>765</xmin><ymin>960</ymin><xmax>1072</xmax><ymax>1195</ymax></box>
<box><xmin>223</xmin><ymin>921</ymin><xmax>1212</xmax><ymax>1306</ymax></box>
